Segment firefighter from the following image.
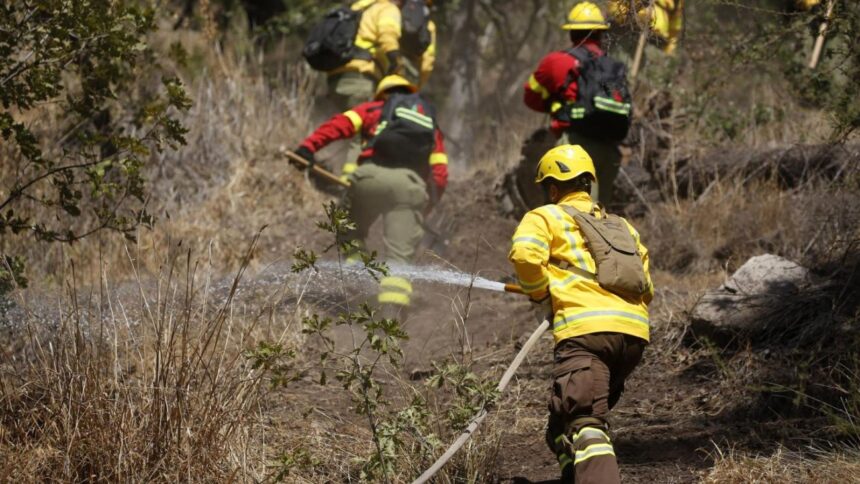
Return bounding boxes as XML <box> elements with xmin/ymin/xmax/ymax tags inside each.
<box><xmin>327</xmin><ymin>0</ymin><xmax>406</xmax><ymax>178</ymax></box>
<box><xmin>509</xmin><ymin>145</ymin><xmax>653</xmax><ymax>483</ymax></box>
<box><xmin>293</xmin><ymin>75</ymin><xmax>448</xmax><ymax>316</ymax></box>
<box><xmin>399</xmin><ymin>0</ymin><xmax>437</xmax><ymax>88</ymax></box>
<box><xmin>523</xmin><ymin>2</ymin><xmax>628</xmax><ymax>206</ymax></box>
<box><xmin>795</xmin><ymin>0</ymin><xmax>821</xmax><ymax>9</ymax></box>
<box><xmin>608</xmin><ymin>0</ymin><xmax>685</xmax><ymax>56</ymax></box>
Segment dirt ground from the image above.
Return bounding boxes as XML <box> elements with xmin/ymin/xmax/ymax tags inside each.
<box><xmin>255</xmin><ymin>175</ymin><xmax>833</xmax><ymax>483</ymax></box>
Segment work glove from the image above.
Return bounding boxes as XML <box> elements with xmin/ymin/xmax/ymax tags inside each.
<box><xmin>530</xmin><ymin>294</ymin><xmax>553</xmax><ymax>319</ymax></box>
<box><xmin>291</xmin><ymin>146</ymin><xmax>315</xmax><ymax>171</ymax></box>
<box><xmin>385</xmin><ymin>50</ymin><xmax>403</xmax><ymax>75</ymax></box>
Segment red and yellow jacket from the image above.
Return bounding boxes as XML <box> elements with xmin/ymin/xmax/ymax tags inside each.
<box><xmin>523</xmin><ymin>39</ymin><xmax>605</xmax><ymax>137</ymax></box>
<box><xmin>299</xmin><ymin>100</ymin><xmax>449</xmax><ymax>195</ymax></box>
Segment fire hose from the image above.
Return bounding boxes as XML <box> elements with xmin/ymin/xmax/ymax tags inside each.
<box><xmin>412</xmin><ymin>316</ymin><xmax>550</xmax><ymax>484</ymax></box>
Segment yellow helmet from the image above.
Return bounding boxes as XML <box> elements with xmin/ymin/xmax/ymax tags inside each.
<box><xmin>535</xmin><ymin>144</ymin><xmax>596</xmax><ymax>183</ymax></box>
<box><xmin>375</xmin><ymin>75</ymin><xmax>418</xmax><ymax>99</ymax></box>
<box><xmin>563</xmin><ymin>2</ymin><xmax>610</xmax><ymax>30</ymax></box>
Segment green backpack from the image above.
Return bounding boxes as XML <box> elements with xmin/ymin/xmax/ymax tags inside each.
<box><xmin>561</xmin><ymin>205</ymin><xmax>649</xmax><ymax>301</ymax></box>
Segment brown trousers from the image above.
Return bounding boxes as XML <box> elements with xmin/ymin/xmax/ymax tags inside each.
<box><xmin>546</xmin><ymin>332</ymin><xmax>646</xmax><ymax>484</ymax></box>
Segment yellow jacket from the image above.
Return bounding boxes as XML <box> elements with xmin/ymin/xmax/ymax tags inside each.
<box><xmin>609</xmin><ymin>0</ymin><xmax>684</xmax><ymax>54</ymax></box>
<box><xmin>796</xmin><ymin>0</ymin><xmax>821</xmax><ymax>9</ymax></box>
<box><xmin>418</xmin><ymin>20</ymin><xmax>436</xmax><ymax>87</ymax></box>
<box><xmin>508</xmin><ymin>191</ymin><xmax>653</xmax><ymax>344</ymax></box>
<box><xmin>401</xmin><ymin>19</ymin><xmax>436</xmax><ymax>87</ymax></box>
<box><xmin>330</xmin><ymin>0</ymin><xmax>402</xmax><ymax>79</ymax></box>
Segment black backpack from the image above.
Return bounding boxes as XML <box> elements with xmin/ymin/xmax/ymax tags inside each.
<box><xmin>400</xmin><ymin>0</ymin><xmax>432</xmax><ymax>57</ymax></box>
<box><xmin>370</xmin><ymin>92</ymin><xmax>437</xmax><ymax>176</ymax></box>
<box><xmin>302</xmin><ymin>7</ymin><xmax>371</xmax><ymax>71</ymax></box>
<box><xmin>554</xmin><ymin>47</ymin><xmax>632</xmax><ymax>143</ymax></box>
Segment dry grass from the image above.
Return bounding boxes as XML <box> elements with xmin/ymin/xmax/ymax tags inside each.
<box><xmin>2</xmin><ymin>8</ymin><xmax>859</xmax><ymax>482</ymax></box>
<box><xmin>0</xmin><ymin>232</ymin><xmax>308</xmax><ymax>481</ymax></box>
<box><xmin>638</xmin><ymin>176</ymin><xmax>860</xmax><ymax>275</ymax></box>
<box><xmin>703</xmin><ymin>446</ymin><xmax>860</xmax><ymax>483</ymax></box>
<box><xmin>5</xmin><ymin>43</ymin><xmax>327</xmax><ymax>281</ymax></box>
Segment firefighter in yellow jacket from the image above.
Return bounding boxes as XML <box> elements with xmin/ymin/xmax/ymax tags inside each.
<box><xmin>400</xmin><ymin>2</ymin><xmax>437</xmax><ymax>88</ymax></box>
<box><xmin>509</xmin><ymin>145</ymin><xmax>653</xmax><ymax>483</ymax></box>
<box><xmin>328</xmin><ymin>0</ymin><xmax>405</xmax><ymax>177</ymax></box>
<box><xmin>609</xmin><ymin>0</ymin><xmax>684</xmax><ymax>55</ymax></box>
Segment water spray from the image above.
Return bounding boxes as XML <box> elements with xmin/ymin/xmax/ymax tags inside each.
<box><xmin>303</xmin><ymin>260</ymin><xmax>541</xmax><ymax>482</ymax></box>
<box><xmin>310</xmin><ymin>260</ymin><xmax>523</xmax><ymax>295</ymax></box>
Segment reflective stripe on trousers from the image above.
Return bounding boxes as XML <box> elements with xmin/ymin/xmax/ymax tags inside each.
<box><xmin>378</xmin><ymin>275</ymin><xmax>412</xmax><ymax>306</ymax></box>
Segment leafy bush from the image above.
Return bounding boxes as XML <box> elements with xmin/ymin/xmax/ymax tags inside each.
<box><xmin>0</xmin><ymin>0</ymin><xmax>190</xmax><ymax>247</ymax></box>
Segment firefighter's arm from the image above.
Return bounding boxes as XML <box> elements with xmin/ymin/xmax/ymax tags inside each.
<box><xmin>428</xmin><ymin>128</ymin><xmax>448</xmax><ymax>201</ymax></box>
<box><xmin>419</xmin><ymin>21</ymin><xmax>437</xmax><ymax>87</ymax></box>
<box><xmin>523</xmin><ymin>54</ymin><xmax>559</xmax><ymax>113</ymax></box>
<box><xmin>665</xmin><ymin>0</ymin><xmax>683</xmax><ymax>55</ymax></box>
<box><xmin>624</xmin><ymin>219</ymin><xmax>655</xmax><ymax>304</ymax></box>
<box><xmin>375</xmin><ymin>5</ymin><xmax>402</xmax><ymax>73</ymax></box>
<box><xmin>508</xmin><ymin>211</ymin><xmax>552</xmax><ymax>302</ymax></box>
<box><xmin>299</xmin><ymin>108</ymin><xmax>363</xmax><ymax>153</ymax></box>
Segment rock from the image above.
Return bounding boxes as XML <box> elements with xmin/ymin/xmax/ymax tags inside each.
<box><xmin>723</xmin><ymin>254</ymin><xmax>809</xmax><ymax>295</ymax></box>
<box><xmin>689</xmin><ymin>254</ymin><xmax>810</xmax><ymax>346</ymax></box>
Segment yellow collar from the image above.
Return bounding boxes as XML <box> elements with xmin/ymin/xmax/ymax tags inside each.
<box><xmin>558</xmin><ymin>191</ymin><xmax>593</xmax><ymax>206</ymax></box>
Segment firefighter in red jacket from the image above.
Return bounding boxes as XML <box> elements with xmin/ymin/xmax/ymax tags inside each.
<box><xmin>293</xmin><ymin>75</ymin><xmax>448</xmax><ymax>316</ymax></box>
<box><xmin>523</xmin><ymin>2</ymin><xmax>623</xmax><ymax>206</ymax></box>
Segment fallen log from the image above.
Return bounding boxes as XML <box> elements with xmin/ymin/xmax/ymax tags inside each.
<box><xmin>497</xmin><ymin>142</ymin><xmax>859</xmax><ymax>219</ymax></box>
<box><xmin>672</xmin><ymin>143</ymin><xmax>859</xmax><ymax>197</ymax></box>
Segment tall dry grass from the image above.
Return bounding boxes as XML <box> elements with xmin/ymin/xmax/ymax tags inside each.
<box><xmin>703</xmin><ymin>446</ymin><xmax>860</xmax><ymax>483</ymax></box>
<box><xmin>0</xmin><ymin>231</ymin><xmax>308</xmax><ymax>481</ymax></box>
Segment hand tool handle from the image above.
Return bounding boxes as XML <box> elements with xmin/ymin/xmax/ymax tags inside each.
<box><xmin>283</xmin><ymin>149</ymin><xmax>351</xmax><ymax>188</ymax></box>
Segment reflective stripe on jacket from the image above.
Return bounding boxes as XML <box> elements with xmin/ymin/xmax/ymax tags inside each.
<box><xmin>329</xmin><ymin>0</ymin><xmax>402</xmax><ymax>79</ymax></box>
<box><xmin>299</xmin><ymin>99</ymin><xmax>449</xmax><ymax>194</ymax></box>
<box><xmin>508</xmin><ymin>191</ymin><xmax>652</xmax><ymax>343</ymax></box>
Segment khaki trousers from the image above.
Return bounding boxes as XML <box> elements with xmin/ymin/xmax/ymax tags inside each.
<box><xmin>546</xmin><ymin>332</ymin><xmax>646</xmax><ymax>484</ymax></box>
<box><xmin>327</xmin><ymin>72</ymin><xmax>376</xmax><ymax>176</ymax></box>
<box><xmin>346</xmin><ymin>162</ymin><xmax>428</xmax><ymax>265</ymax></box>
<box><xmin>345</xmin><ymin>163</ymin><xmax>428</xmax><ymax>309</ymax></box>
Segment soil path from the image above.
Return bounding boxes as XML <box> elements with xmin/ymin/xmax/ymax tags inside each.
<box><xmin>243</xmin><ymin>179</ymin><xmax>807</xmax><ymax>482</ymax></box>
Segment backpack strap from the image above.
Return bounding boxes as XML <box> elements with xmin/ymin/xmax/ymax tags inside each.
<box><xmin>549</xmin><ymin>204</ymin><xmax>598</xmax><ymax>279</ymax></box>
<box><xmin>565</xmin><ymin>46</ymin><xmax>593</xmax><ymax>64</ymax></box>
<box><xmin>560</xmin><ymin>46</ymin><xmax>594</xmax><ymax>92</ymax></box>
<box><xmin>552</xmin><ymin>47</ymin><xmax>593</xmax><ymax>118</ymax></box>
<box><xmin>589</xmin><ymin>202</ymin><xmax>607</xmax><ymax>219</ymax></box>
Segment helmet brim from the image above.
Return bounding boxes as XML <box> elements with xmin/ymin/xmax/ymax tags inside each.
<box><xmin>562</xmin><ymin>22</ymin><xmax>609</xmax><ymax>30</ymax></box>
<box><xmin>375</xmin><ymin>83</ymin><xmax>418</xmax><ymax>100</ymax></box>
<box><xmin>535</xmin><ymin>170</ymin><xmax>596</xmax><ymax>184</ymax></box>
